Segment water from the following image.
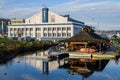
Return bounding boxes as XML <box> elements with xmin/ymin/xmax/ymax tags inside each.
<box><xmin>0</xmin><ymin>51</ymin><xmax>120</xmax><ymax>80</ymax></box>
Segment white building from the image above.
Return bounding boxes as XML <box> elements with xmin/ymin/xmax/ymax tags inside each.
<box><xmin>8</xmin><ymin>7</ymin><xmax>84</xmax><ymax>41</ymax></box>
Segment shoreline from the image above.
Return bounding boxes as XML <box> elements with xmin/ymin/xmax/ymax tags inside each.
<box><xmin>0</xmin><ymin>41</ymin><xmax>58</xmax><ymax>63</ymax></box>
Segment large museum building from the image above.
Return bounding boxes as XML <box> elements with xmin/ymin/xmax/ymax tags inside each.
<box><xmin>8</xmin><ymin>7</ymin><xmax>84</xmax><ymax>41</ymax></box>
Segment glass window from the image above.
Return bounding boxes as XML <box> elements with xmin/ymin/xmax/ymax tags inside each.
<box><xmin>22</xmin><ymin>28</ymin><xmax>24</xmax><ymax>31</ymax></box>
<box><xmin>31</xmin><ymin>33</ymin><xmax>33</xmax><ymax>37</ymax></box>
<box><xmin>30</xmin><ymin>28</ymin><xmax>33</xmax><ymax>31</ymax></box>
<box><xmin>51</xmin><ymin>15</ymin><xmax>55</xmax><ymax>22</ymax></box>
<box><xmin>62</xmin><ymin>27</ymin><xmax>66</xmax><ymax>31</ymax></box>
<box><xmin>36</xmin><ymin>28</ymin><xmax>41</xmax><ymax>31</ymax></box>
<box><xmin>37</xmin><ymin>33</ymin><xmax>41</xmax><ymax>38</ymax></box>
<box><xmin>48</xmin><ymin>33</ymin><xmax>52</xmax><ymax>37</ymax></box>
<box><xmin>10</xmin><ymin>33</ymin><xmax>13</xmax><ymax>36</ymax></box>
<box><xmin>48</xmin><ymin>28</ymin><xmax>52</xmax><ymax>31</ymax></box>
<box><xmin>67</xmin><ymin>33</ymin><xmax>71</xmax><ymax>37</ymax></box>
<box><xmin>62</xmin><ymin>33</ymin><xmax>66</xmax><ymax>36</ymax></box>
<box><xmin>67</xmin><ymin>27</ymin><xmax>71</xmax><ymax>30</ymax></box>
<box><xmin>14</xmin><ymin>28</ymin><xmax>16</xmax><ymax>30</ymax></box>
<box><xmin>53</xmin><ymin>28</ymin><xmax>56</xmax><ymax>31</ymax></box>
<box><xmin>26</xmin><ymin>28</ymin><xmax>28</xmax><ymax>31</ymax></box>
<box><xmin>10</xmin><ymin>28</ymin><xmax>13</xmax><ymax>31</ymax></box>
<box><xmin>44</xmin><ymin>33</ymin><xmax>47</xmax><ymax>37</ymax></box>
<box><xmin>57</xmin><ymin>33</ymin><xmax>61</xmax><ymax>37</ymax></box>
<box><xmin>53</xmin><ymin>33</ymin><xmax>56</xmax><ymax>37</ymax></box>
<box><xmin>57</xmin><ymin>28</ymin><xmax>61</xmax><ymax>31</ymax></box>
<box><xmin>44</xmin><ymin>28</ymin><xmax>47</xmax><ymax>31</ymax></box>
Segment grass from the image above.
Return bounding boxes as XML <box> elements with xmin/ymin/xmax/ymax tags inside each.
<box><xmin>0</xmin><ymin>37</ymin><xmax>58</xmax><ymax>62</ymax></box>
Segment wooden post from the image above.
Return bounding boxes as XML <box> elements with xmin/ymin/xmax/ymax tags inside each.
<box><xmin>99</xmin><ymin>43</ymin><xmax>102</xmax><ymax>52</ymax></box>
<box><xmin>85</xmin><ymin>44</ymin><xmax>87</xmax><ymax>48</ymax></box>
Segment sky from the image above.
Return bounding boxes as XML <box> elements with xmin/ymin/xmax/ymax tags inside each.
<box><xmin>0</xmin><ymin>0</ymin><xmax>120</xmax><ymax>30</ymax></box>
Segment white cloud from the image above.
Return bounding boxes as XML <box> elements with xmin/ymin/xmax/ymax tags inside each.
<box><xmin>0</xmin><ymin>0</ymin><xmax>120</xmax><ymax>30</ymax></box>
<box><xmin>51</xmin><ymin>0</ymin><xmax>120</xmax><ymax>30</ymax></box>
<box><xmin>0</xmin><ymin>7</ymin><xmax>40</xmax><ymax>18</ymax></box>
<box><xmin>52</xmin><ymin>1</ymin><xmax>120</xmax><ymax>15</ymax></box>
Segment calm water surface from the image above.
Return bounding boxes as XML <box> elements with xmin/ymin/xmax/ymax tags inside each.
<box><xmin>0</xmin><ymin>51</ymin><xmax>120</xmax><ymax>80</ymax></box>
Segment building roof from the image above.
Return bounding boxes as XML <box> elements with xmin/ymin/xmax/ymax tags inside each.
<box><xmin>111</xmin><ymin>34</ymin><xmax>118</xmax><ymax>39</ymax></box>
<box><xmin>60</xmin><ymin>27</ymin><xmax>106</xmax><ymax>42</ymax></box>
<box><xmin>62</xmin><ymin>15</ymin><xmax>84</xmax><ymax>24</ymax></box>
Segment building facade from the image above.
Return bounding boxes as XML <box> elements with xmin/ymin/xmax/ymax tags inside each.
<box><xmin>0</xmin><ymin>18</ymin><xmax>10</xmax><ymax>36</ymax></box>
<box><xmin>8</xmin><ymin>7</ymin><xmax>84</xmax><ymax>41</ymax></box>
<box><xmin>10</xmin><ymin>18</ymin><xmax>25</xmax><ymax>24</ymax></box>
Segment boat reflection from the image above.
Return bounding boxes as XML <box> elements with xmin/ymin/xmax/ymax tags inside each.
<box><xmin>59</xmin><ymin>58</ymin><xmax>109</xmax><ymax>79</ymax></box>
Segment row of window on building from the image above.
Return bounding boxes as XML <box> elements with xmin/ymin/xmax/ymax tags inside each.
<box><xmin>43</xmin><ymin>27</ymin><xmax>71</xmax><ymax>31</ymax></box>
<box><xmin>10</xmin><ymin>32</ymin><xmax>71</xmax><ymax>38</ymax></box>
<box><xmin>10</xmin><ymin>27</ymin><xmax>71</xmax><ymax>32</ymax></box>
<box><xmin>10</xmin><ymin>28</ymin><xmax>33</xmax><ymax>31</ymax></box>
<box><xmin>43</xmin><ymin>33</ymin><xmax>71</xmax><ymax>37</ymax></box>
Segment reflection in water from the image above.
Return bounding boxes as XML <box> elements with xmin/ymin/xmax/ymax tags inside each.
<box><xmin>25</xmin><ymin>52</ymin><xmax>109</xmax><ymax>79</ymax></box>
<box><xmin>59</xmin><ymin>58</ymin><xmax>109</xmax><ymax>79</ymax></box>
<box><xmin>22</xmin><ymin>51</ymin><xmax>66</xmax><ymax>74</ymax></box>
<box><xmin>0</xmin><ymin>51</ymin><xmax>120</xmax><ymax>80</ymax></box>
<box><xmin>42</xmin><ymin>61</ymin><xmax>49</xmax><ymax>75</ymax></box>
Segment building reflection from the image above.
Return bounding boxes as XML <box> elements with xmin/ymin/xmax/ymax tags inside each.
<box><xmin>24</xmin><ymin>51</ymin><xmax>65</xmax><ymax>75</ymax></box>
<box><xmin>59</xmin><ymin>58</ymin><xmax>109</xmax><ymax>79</ymax></box>
<box><xmin>42</xmin><ymin>61</ymin><xmax>49</xmax><ymax>75</ymax></box>
<box><xmin>23</xmin><ymin>51</ymin><xmax>109</xmax><ymax>78</ymax></box>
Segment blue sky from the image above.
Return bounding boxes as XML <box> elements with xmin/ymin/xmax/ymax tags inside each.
<box><xmin>0</xmin><ymin>0</ymin><xmax>120</xmax><ymax>30</ymax></box>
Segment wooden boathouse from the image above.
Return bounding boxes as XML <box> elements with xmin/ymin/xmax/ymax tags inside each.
<box><xmin>59</xmin><ymin>26</ymin><xmax>108</xmax><ymax>54</ymax></box>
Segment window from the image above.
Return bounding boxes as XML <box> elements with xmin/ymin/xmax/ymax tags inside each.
<box><xmin>14</xmin><ymin>28</ymin><xmax>16</xmax><ymax>30</ymax></box>
<box><xmin>10</xmin><ymin>33</ymin><xmax>13</xmax><ymax>36</ymax></box>
<box><xmin>37</xmin><ymin>33</ymin><xmax>41</xmax><ymax>38</ymax></box>
<box><xmin>48</xmin><ymin>28</ymin><xmax>52</xmax><ymax>31</ymax></box>
<box><xmin>26</xmin><ymin>28</ymin><xmax>28</xmax><ymax>31</ymax></box>
<box><xmin>67</xmin><ymin>33</ymin><xmax>71</xmax><ymax>37</ymax></box>
<box><xmin>10</xmin><ymin>28</ymin><xmax>13</xmax><ymax>31</ymax></box>
<box><xmin>31</xmin><ymin>33</ymin><xmax>33</xmax><ymax>37</ymax></box>
<box><xmin>53</xmin><ymin>28</ymin><xmax>56</xmax><ymax>31</ymax></box>
<box><xmin>30</xmin><ymin>28</ymin><xmax>33</xmax><ymax>31</ymax></box>
<box><xmin>67</xmin><ymin>27</ymin><xmax>71</xmax><ymax>30</ymax></box>
<box><xmin>22</xmin><ymin>28</ymin><xmax>24</xmax><ymax>31</ymax></box>
<box><xmin>57</xmin><ymin>28</ymin><xmax>61</xmax><ymax>31</ymax></box>
<box><xmin>36</xmin><ymin>28</ymin><xmax>41</xmax><ymax>31</ymax></box>
<box><xmin>62</xmin><ymin>33</ymin><xmax>66</xmax><ymax>37</ymax></box>
<box><xmin>57</xmin><ymin>33</ymin><xmax>61</xmax><ymax>37</ymax></box>
<box><xmin>51</xmin><ymin>15</ymin><xmax>55</xmax><ymax>22</ymax></box>
<box><xmin>44</xmin><ymin>33</ymin><xmax>47</xmax><ymax>37</ymax></box>
<box><xmin>48</xmin><ymin>33</ymin><xmax>52</xmax><ymax>37</ymax></box>
<box><xmin>44</xmin><ymin>28</ymin><xmax>47</xmax><ymax>31</ymax></box>
<box><xmin>62</xmin><ymin>27</ymin><xmax>66</xmax><ymax>31</ymax></box>
<box><xmin>53</xmin><ymin>33</ymin><xmax>56</xmax><ymax>37</ymax></box>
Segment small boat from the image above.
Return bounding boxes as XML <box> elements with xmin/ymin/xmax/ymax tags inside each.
<box><xmin>48</xmin><ymin>52</ymin><xmax>69</xmax><ymax>60</ymax></box>
<box><xmin>80</xmin><ymin>48</ymin><xmax>96</xmax><ymax>53</ymax></box>
<box><xmin>92</xmin><ymin>54</ymin><xmax>116</xmax><ymax>59</ymax></box>
<box><xmin>69</xmin><ymin>53</ymin><xmax>92</xmax><ymax>58</ymax></box>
